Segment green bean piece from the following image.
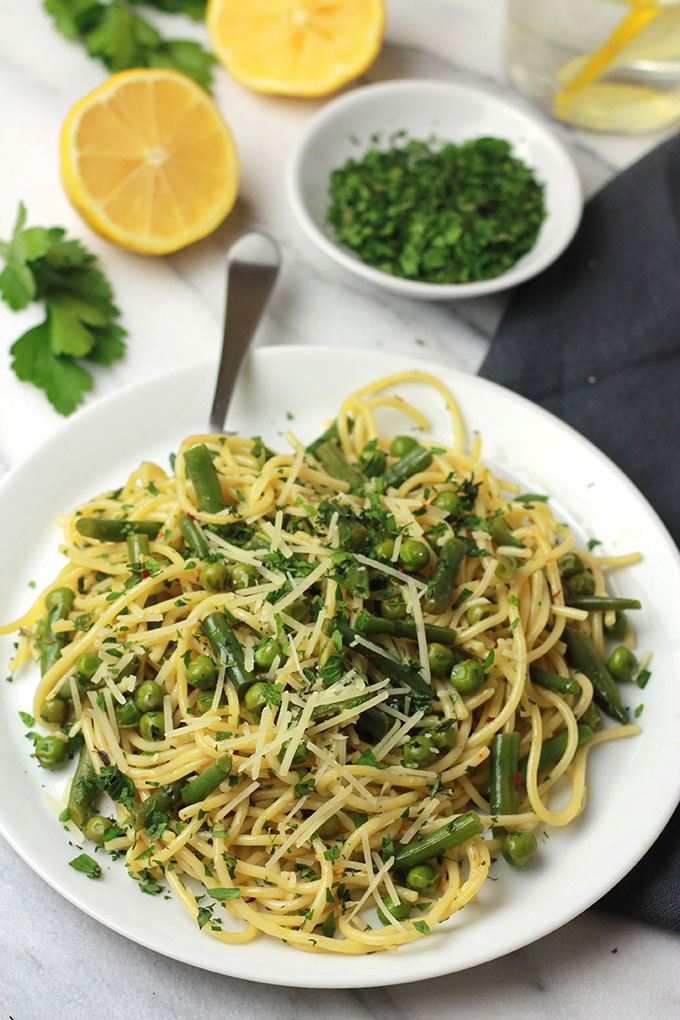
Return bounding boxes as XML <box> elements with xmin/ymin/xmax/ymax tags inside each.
<box><xmin>564</xmin><ymin>572</ymin><xmax>595</xmax><ymax>601</ymax></box>
<box><xmin>403</xmin><ymin>733</ymin><xmax>436</xmax><ymax>767</ymax></box>
<box><xmin>489</xmin><ymin>517</ymin><xmax>524</xmax><ymax>549</ymax></box>
<box><xmin>186</xmin><ymin>653</ymin><xmax>217</xmax><ymax>689</ymax></box>
<box><xmin>75</xmin><ymin>518</ymin><xmax>162</xmax><ymax>541</ymax></box>
<box><xmin>45</xmin><ymin>587</ymin><xmax>75</xmax><ymax>611</ymax></box>
<box><xmin>495</xmin><ymin>556</ymin><xmax>515</xmax><ymax>582</ymax></box>
<box><xmin>519</xmin><ymin>723</ymin><xmax>593</xmax><ymax>783</ymax></box>
<box><xmin>393</xmin><ymin>811</ymin><xmax>484</xmax><ymax>871</ymax></box>
<box><xmin>244</xmin><ymin>682</ymin><xmax>268</xmax><ymax>713</ymax></box>
<box><xmin>489</xmin><ymin>732</ymin><xmax>521</xmax><ymax>829</ymax></box>
<box><xmin>373</xmin><ymin>536</ymin><xmax>396</xmax><ymax>560</ymax></box>
<box><xmin>84</xmin><ymin>815</ymin><xmax>110</xmax><ymax>845</ymax></box>
<box><xmin>306</xmin><ymin>419</ymin><xmax>339</xmax><ymax>457</ymax></box>
<box><xmin>334</xmin><ymin>618</ymin><xmax>430</xmax><ymax>698</ymax></box>
<box><xmin>139</xmin><ymin>711</ymin><xmax>165</xmax><ymax>740</ymax></box>
<box><xmin>380</xmin><ymin>592</ymin><xmax>407</xmax><ymax>620</ymax></box>
<box><xmin>202</xmin><ymin>612</ymin><xmax>255</xmax><ymax>693</ymax></box>
<box><xmin>278</xmin><ymin>739</ymin><xmax>309</xmax><ymax>766</ymax></box>
<box><xmin>315</xmin><ymin>440</ymin><xmax>364</xmax><ymax>488</ymax></box>
<box><xmin>607</xmin><ymin>645</ymin><xmax>638</xmax><ymax>681</ymax></box>
<box><xmin>377</xmin><ymin>897</ymin><xmax>412</xmax><ymax>924</ymax></box>
<box><xmin>76</xmin><ymin>652</ymin><xmax>101</xmax><ymax>681</ymax></box>
<box><xmin>358</xmin><ymin>615</ymin><xmax>456</xmax><ymax>646</ymax></box>
<box><xmin>466</xmin><ymin>603</ymin><xmax>488</xmax><ymax>625</ymax></box>
<box><xmin>35</xmin><ymin>735</ymin><xmax>68</xmax><ymax>771</ymax></box>
<box><xmin>428</xmin><ymin>642</ymin><xmax>455</xmax><ymax>676</ymax></box>
<box><xmin>603</xmin><ymin>610</ymin><xmax>629</xmax><ymax>639</ymax></box>
<box><xmin>178</xmin><ymin>513</ymin><xmax>210</xmax><ymax>559</ymax></box>
<box><xmin>568</xmin><ymin>596</ymin><xmax>641</xmax><ymax>613</ymax></box>
<box><xmin>134</xmin><ymin>680</ymin><xmax>164</xmax><ymax>713</ymax></box>
<box><xmin>450</xmin><ymin>658</ymin><xmax>484</xmax><ymax>695</ymax></box>
<box><xmin>383</xmin><ymin>445</ymin><xmax>432</xmax><ymax>490</ymax></box>
<box><xmin>358</xmin><ymin>443</ymin><xmax>387</xmax><ymax>477</ymax></box>
<box><xmin>184</xmin><ymin>444</ymin><xmax>226</xmax><ymax>514</ymax></box>
<box><xmin>39</xmin><ymin>594</ymin><xmax>73</xmax><ymax>676</ymax></box>
<box><xmin>355</xmin><ymin>706</ymin><xmax>390</xmax><ymax>744</ymax></box>
<box><xmin>230</xmin><ymin>562</ymin><xmax>257</xmax><ymax>590</ymax></box>
<box><xmin>115</xmin><ymin>699</ymin><xmax>142</xmax><ymax>728</ymax></box>
<box><xmin>502</xmin><ymin>831</ymin><xmax>538</xmax><ymax>867</ymax></box>
<box><xmin>423</xmin><ymin>537</ymin><xmax>466</xmax><ymax>615</ymax></box>
<box><xmin>310</xmin><ymin>693</ymin><xmax>371</xmax><ymax>721</ymax></box>
<box><xmin>132</xmin><ymin>781</ymin><xmax>184</xmax><ymax>832</ymax></box>
<box><xmin>529</xmin><ymin>665</ymin><xmax>581</xmax><ymax>697</ymax></box>
<box><xmin>254</xmin><ymin>638</ymin><xmax>282</xmax><ymax>670</ymax></box>
<box><xmin>399</xmin><ymin>538</ymin><xmax>430</xmax><ymax>572</ymax></box>
<box><xmin>557</xmin><ymin>551</ymin><xmax>584</xmax><ymax>578</ymax></box>
<box><xmin>431</xmin><ymin>489</ymin><xmax>462</xmax><ymax>518</ymax></box>
<box><xmin>429</xmin><ymin>719</ymin><xmax>457</xmax><ymax>751</ymax></box>
<box><xmin>200</xmin><ymin>563</ymin><xmax>229</xmax><ymax>592</ymax></box>
<box><xmin>344</xmin><ymin>563</ymin><xmax>370</xmax><ymax>599</ymax></box>
<box><xmin>563</xmin><ymin>627</ymin><xmax>629</xmax><ymax>724</ymax></box>
<box><xmin>338</xmin><ymin>517</ymin><xmax>369</xmax><ymax>550</ymax></box>
<box><xmin>580</xmin><ymin>702</ymin><xmax>601</xmax><ymax>731</ymax></box>
<box><xmin>405</xmin><ymin>863</ymin><xmax>439</xmax><ymax>893</ymax></box>
<box><xmin>126</xmin><ymin>531</ymin><xmax>150</xmax><ymax>567</ymax></box>
<box><xmin>390</xmin><ymin>435</ymin><xmax>418</xmax><ymax>458</ymax></box>
<box><xmin>67</xmin><ymin>745</ymin><xmax>98</xmax><ymax>829</ymax></box>
<box><xmin>40</xmin><ymin>698</ymin><xmax>67</xmax><ymax>725</ymax></box>
<box><xmin>181</xmin><ymin>754</ymin><xmax>233</xmax><ymax>806</ymax></box>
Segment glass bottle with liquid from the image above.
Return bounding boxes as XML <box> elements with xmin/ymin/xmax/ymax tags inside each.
<box><xmin>505</xmin><ymin>0</ymin><xmax>680</xmax><ymax>133</ymax></box>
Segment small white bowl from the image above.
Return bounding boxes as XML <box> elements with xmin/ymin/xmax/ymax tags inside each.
<box><xmin>287</xmin><ymin>78</ymin><xmax>583</xmax><ymax>300</ymax></box>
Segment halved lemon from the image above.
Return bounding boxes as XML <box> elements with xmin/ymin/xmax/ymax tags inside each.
<box><xmin>60</xmin><ymin>69</ymin><xmax>239</xmax><ymax>254</ymax></box>
<box><xmin>207</xmin><ymin>0</ymin><xmax>385</xmax><ymax>96</ymax></box>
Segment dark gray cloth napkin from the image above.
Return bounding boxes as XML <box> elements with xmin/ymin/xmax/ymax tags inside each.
<box><xmin>479</xmin><ymin>132</ymin><xmax>680</xmax><ymax>931</ymax></box>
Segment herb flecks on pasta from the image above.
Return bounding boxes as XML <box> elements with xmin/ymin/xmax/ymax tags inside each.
<box><xmin>2</xmin><ymin>371</ymin><xmax>644</xmax><ymax>954</ymax></box>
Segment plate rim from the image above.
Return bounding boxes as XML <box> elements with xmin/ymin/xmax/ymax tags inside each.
<box><xmin>0</xmin><ymin>344</ymin><xmax>678</xmax><ymax>988</ymax></box>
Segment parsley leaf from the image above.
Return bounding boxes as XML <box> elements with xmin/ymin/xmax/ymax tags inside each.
<box><xmin>323</xmin><ymin>845</ymin><xmax>341</xmax><ymax>861</ymax></box>
<box><xmin>357</xmin><ymin>748</ymin><xmax>380</xmax><ymax>768</ymax></box>
<box><xmin>413</xmin><ymin>919</ymin><xmax>430</xmax><ymax>936</ymax></box>
<box><xmin>69</xmin><ymin>853</ymin><xmax>102</xmax><ymax>880</ymax></box>
<box><xmin>211</xmin><ymin>887</ymin><xmax>241</xmax><ymax>900</ymax></box>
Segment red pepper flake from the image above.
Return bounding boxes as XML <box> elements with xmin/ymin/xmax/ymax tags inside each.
<box><xmin>485</xmin><ymin>716</ymin><xmax>495</xmax><ymax>723</ymax></box>
<box><xmin>552</xmin><ymin>589</ymin><xmax>562</xmax><ymax>600</ymax></box>
<box><xmin>141</xmin><ymin>569</ymin><xmax>149</xmax><ymax>579</ymax></box>
<box><xmin>513</xmin><ymin>770</ymin><xmax>522</xmax><ymax>789</ymax></box>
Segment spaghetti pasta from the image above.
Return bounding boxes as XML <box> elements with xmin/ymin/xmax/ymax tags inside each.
<box><xmin>1</xmin><ymin>371</ymin><xmax>643</xmax><ymax>953</ymax></box>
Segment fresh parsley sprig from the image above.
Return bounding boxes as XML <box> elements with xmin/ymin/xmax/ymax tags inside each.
<box><xmin>0</xmin><ymin>203</ymin><xmax>127</xmax><ymax>416</ymax></box>
<box><xmin>43</xmin><ymin>0</ymin><xmax>214</xmax><ymax>91</ymax></box>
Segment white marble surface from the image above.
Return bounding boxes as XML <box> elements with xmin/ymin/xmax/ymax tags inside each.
<box><xmin>0</xmin><ymin>0</ymin><xmax>678</xmax><ymax>1014</ymax></box>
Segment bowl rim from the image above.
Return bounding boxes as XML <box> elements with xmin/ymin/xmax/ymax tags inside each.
<box><xmin>286</xmin><ymin>77</ymin><xmax>583</xmax><ymax>300</ymax></box>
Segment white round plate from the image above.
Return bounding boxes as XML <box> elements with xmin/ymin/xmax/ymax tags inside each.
<box><xmin>0</xmin><ymin>346</ymin><xmax>678</xmax><ymax>988</ymax></box>
<box><xmin>287</xmin><ymin>79</ymin><xmax>582</xmax><ymax>300</ymax></box>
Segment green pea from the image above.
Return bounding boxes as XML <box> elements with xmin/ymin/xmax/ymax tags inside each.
<box><xmin>495</xmin><ymin>556</ymin><xmax>515</xmax><ymax>582</ymax></box>
<box><xmin>377</xmin><ymin>896</ymin><xmax>412</xmax><ymax>924</ymax></box>
<box><xmin>398</xmin><ymin>538</ymin><xmax>430</xmax><ymax>572</ymax></box>
<box><xmin>244</xmin><ymin>681</ymin><xmax>267</xmax><ymax>713</ymax></box>
<box><xmin>607</xmin><ymin>645</ymin><xmax>637</xmax><ymax>681</ymax></box>
<box><xmin>374</xmin><ymin>537</ymin><xmax>396</xmax><ymax>560</ymax></box>
<box><xmin>428</xmin><ymin>642</ymin><xmax>454</xmax><ymax>676</ymax></box>
<box><xmin>40</xmin><ymin>698</ymin><xmax>67</xmax><ymax>725</ymax></box>
<box><xmin>288</xmin><ymin>599</ymin><xmax>308</xmax><ymax>622</ymax></box>
<box><xmin>254</xmin><ymin>638</ymin><xmax>282</xmax><ymax>670</ymax></box>
<box><xmin>84</xmin><ymin>815</ymin><xmax>110</xmax><ymax>845</ymax></box>
<box><xmin>431</xmin><ymin>490</ymin><xmax>462</xmax><ymax>518</ymax></box>
<box><xmin>115</xmin><ymin>699</ymin><xmax>142</xmax><ymax>728</ymax></box>
<box><xmin>429</xmin><ymin>720</ymin><xmax>457</xmax><ymax>751</ymax></box>
<box><xmin>450</xmin><ymin>658</ymin><xmax>484</xmax><ymax>695</ymax></box>
<box><xmin>339</xmin><ymin>519</ymin><xmax>369</xmax><ymax>551</ymax></box>
<box><xmin>279</xmin><ymin>739</ymin><xmax>309</xmax><ymax>766</ymax></box>
<box><xmin>35</xmin><ymin>735</ymin><xmax>67</xmax><ymax>771</ymax></box>
<box><xmin>317</xmin><ymin>815</ymin><xmax>342</xmax><ymax>839</ymax></box>
<box><xmin>139</xmin><ymin>711</ymin><xmax>165</xmax><ymax>741</ymax></box>
<box><xmin>186</xmin><ymin>654</ymin><xmax>217</xmax><ymax>689</ymax></box>
<box><xmin>564</xmin><ymin>572</ymin><xmax>595</xmax><ymax>599</ymax></box>
<box><xmin>406</xmin><ymin>863</ymin><xmax>439</xmax><ymax>893</ymax></box>
<box><xmin>557</xmin><ymin>551</ymin><xmax>584</xmax><ymax>578</ymax></box>
<box><xmin>230</xmin><ymin>563</ymin><xmax>257</xmax><ymax>590</ymax></box>
<box><xmin>196</xmin><ymin>691</ymin><xmax>220</xmax><ymax>714</ymax></box>
<box><xmin>502</xmin><ymin>831</ymin><xmax>538</xmax><ymax>867</ymax></box>
<box><xmin>604</xmin><ymin>611</ymin><xmax>628</xmax><ymax>640</ymax></box>
<box><xmin>134</xmin><ymin>680</ymin><xmax>165</xmax><ymax>712</ymax></box>
<box><xmin>57</xmin><ymin>675</ymin><xmax>83</xmax><ymax>701</ymax></box>
<box><xmin>390</xmin><ymin>435</ymin><xmax>418</xmax><ymax>458</ymax></box>
<box><xmin>402</xmin><ymin>733</ymin><xmax>436</xmax><ymax>768</ymax></box>
<box><xmin>381</xmin><ymin>593</ymin><xmax>406</xmax><ymax>620</ymax></box>
<box><xmin>199</xmin><ymin>563</ymin><xmax>229</xmax><ymax>591</ymax></box>
<box><xmin>76</xmin><ymin>652</ymin><xmax>101</xmax><ymax>681</ymax></box>
<box><xmin>466</xmin><ymin>603</ymin><xmax>489</xmax><ymax>625</ymax></box>
<box><xmin>247</xmin><ymin>532</ymin><xmax>271</xmax><ymax>551</ymax></box>
<box><xmin>45</xmin><ymin>587</ymin><xmax>75</xmax><ymax>611</ymax></box>
<box><xmin>423</xmin><ymin>525</ymin><xmax>448</xmax><ymax>551</ymax></box>
<box><xmin>358</xmin><ymin>444</ymin><xmax>387</xmax><ymax>477</ymax></box>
